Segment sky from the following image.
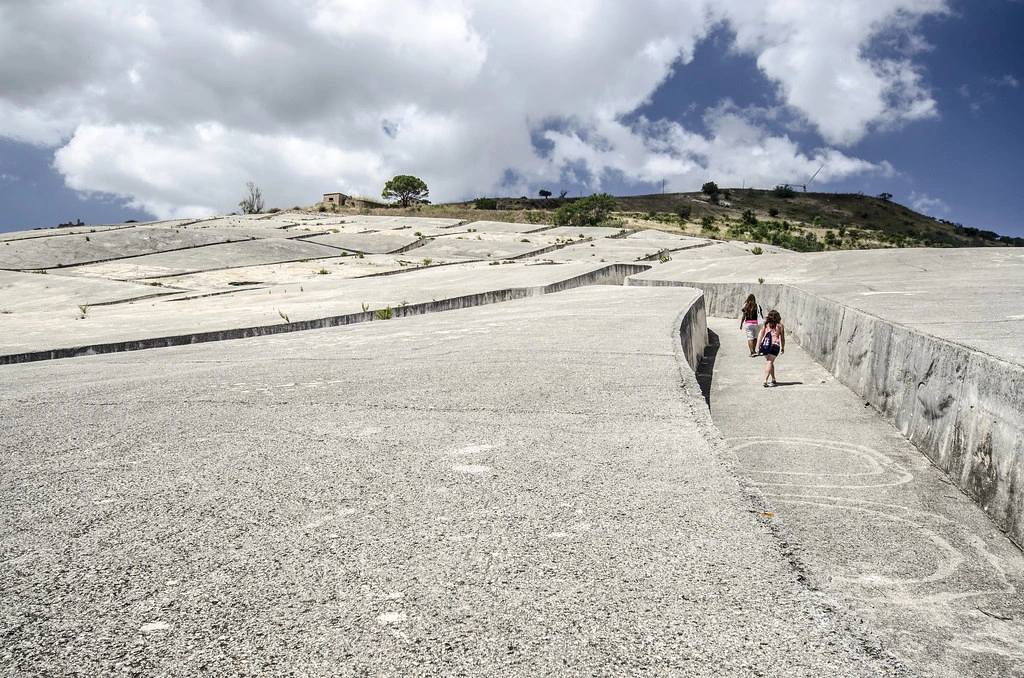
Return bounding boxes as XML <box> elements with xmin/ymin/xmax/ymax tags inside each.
<box><xmin>0</xmin><ymin>0</ymin><xmax>1022</xmax><ymax>239</ymax></box>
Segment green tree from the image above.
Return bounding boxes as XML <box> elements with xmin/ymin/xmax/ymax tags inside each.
<box><xmin>238</xmin><ymin>181</ymin><xmax>264</xmax><ymax>214</ymax></box>
<box><xmin>701</xmin><ymin>181</ymin><xmax>720</xmax><ymax>197</ymax></box>
<box><xmin>538</xmin><ymin>189</ymin><xmax>552</xmax><ymax>199</ymax></box>
<box><xmin>382</xmin><ymin>175</ymin><xmax>429</xmax><ymax>207</ymax></box>
<box><xmin>552</xmin><ymin>193</ymin><xmax>617</xmax><ymax>227</ymax></box>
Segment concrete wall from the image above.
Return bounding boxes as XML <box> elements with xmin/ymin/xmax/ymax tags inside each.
<box><xmin>675</xmin><ymin>293</ymin><xmax>708</xmax><ymax>372</ymax></box>
<box><xmin>630</xmin><ymin>278</ymin><xmax>1024</xmax><ymax>548</ymax></box>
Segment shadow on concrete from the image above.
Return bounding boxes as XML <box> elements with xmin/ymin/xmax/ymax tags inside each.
<box><xmin>768</xmin><ymin>381</ymin><xmax>803</xmax><ymax>387</ymax></box>
<box><xmin>695</xmin><ymin>329</ymin><xmax>720</xmax><ymax>408</ymax></box>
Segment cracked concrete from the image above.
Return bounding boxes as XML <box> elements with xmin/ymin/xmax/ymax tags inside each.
<box><xmin>2</xmin><ymin>212</ymin><xmax>1023</xmax><ymax>675</ymax></box>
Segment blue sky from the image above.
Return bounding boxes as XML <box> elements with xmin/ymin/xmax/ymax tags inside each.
<box><xmin>0</xmin><ymin>0</ymin><xmax>1021</xmax><ymax>239</ymax></box>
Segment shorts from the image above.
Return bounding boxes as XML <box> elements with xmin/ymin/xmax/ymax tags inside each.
<box><xmin>744</xmin><ymin>322</ymin><xmax>760</xmax><ymax>341</ymax></box>
<box><xmin>761</xmin><ymin>344</ymin><xmax>780</xmax><ymax>356</ymax></box>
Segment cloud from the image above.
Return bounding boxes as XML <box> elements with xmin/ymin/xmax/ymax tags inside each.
<box><xmin>910</xmin><ymin>191</ymin><xmax>949</xmax><ymax>216</ymax></box>
<box><xmin>989</xmin><ymin>74</ymin><xmax>1020</xmax><ymax>88</ymax></box>
<box><xmin>0</xmin><ymin>0</ymin><xmax>949</xmax><ymax>219</ymax></box>
<box><xmin>961</xmin><ymin>73</ymin><xmax>1019</xmax><ymax>116</ymax></box>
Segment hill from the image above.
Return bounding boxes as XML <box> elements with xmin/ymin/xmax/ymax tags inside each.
<box><xmin>329</xmin><ymin>188</ymin><xmax>1021</xmax><ymax>251</ymax></box>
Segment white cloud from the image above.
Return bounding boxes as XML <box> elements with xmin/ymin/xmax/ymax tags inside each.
<box><xmin>910</xmin><ymin>191</ymin><xmax>948</xmax><ymax>216</ymax></box>
<box><xmin>0</xmin><ymin>0</ymin><xmax>949</xmax><ymax>219</ymax></box>
<box><xmin>990</xmin><ymin>74</ymin><xmax>1020</xmax><ymax>88</ymax></box>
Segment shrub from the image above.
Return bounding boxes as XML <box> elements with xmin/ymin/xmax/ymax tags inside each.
<box><xmin>553</xmin><ymin>193</ymin><xmax>617</xmax><ymax>227</ymax></box>
<box><xmin>701</xmin><ymin>181</ymin><xmax>720</xmax><ymax>197</ymax></box>
<box><xmin>474</xmin><ymin>197</ymin><xmax>498</xmax><ymax>210</ymax></box>
<box><xmin>772</xmin><ymin>184</ymin><xmax>796</xmax><ymax>198</ymax></box>
<box><xmin>750</xmin><ymin>246</ymin><xmax>763</xmax><ymax>255</ymax></box>
<box><xmin>674</xmin><ymin>203</ymin><xmax>692</xmax><ymax>220</ymax></box>
<box><xmin>741</xmin><ymin>209</ymin><xmax>758</xmax><ymax>226</ymax></box>
<box><xmin>767</xmin><ymin>207</ymin><xmax>779</xmax><ymax>217</ymax></box>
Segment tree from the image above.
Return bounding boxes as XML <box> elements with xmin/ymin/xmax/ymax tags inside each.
<box><xmin>877</xmin><ymin>192</ymin><xmax>893</xmax><ymax>201</ymax></box>
<box><xmin>539</xmin><ymin>189</ymin><xmax>552</xmax><ymax>199</ymax></box>
<box><xmin>382</xmin><ymin>175</ymin><xmax>429</xmax><ymax>207</ymax></box>
<box><xmin>239</xmin><ymin>181</ymin><xmax>264</xmax><ymax>214</ymax></box>
<box><xmin>701</xmin><ymin>181</ymin><xmax>720</xmax><ymax>197</ymax></box>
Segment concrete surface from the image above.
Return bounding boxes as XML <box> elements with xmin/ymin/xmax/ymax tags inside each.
<box><xmin>706</xmin><ymin>315</ymin><xmax>1024</xmax><ymax>677</ymax></box>
<box><xmin>302</xmin><ymin>232</ymin><xmax>424</xmax><ymax>255</ymax></box>
<box><xmin>0</xmin><ymin>262</ymin><xmax>648</xmax><ymax>360</ymax></box>
<box><xmin>1</xmin><ymin>287</ymin><xmax>902</xmax><ymax>676</ymax></box>
<box><xmin>4</xmin><ymin>212</ymin><xmax>1024</xmax><ymax>675</ymax></box>
<box><xmin>58</xmin><ymin>238</ymin><xmax>347</xmax><ymax>280</ymax></box>
<box><xmin>0</xmin><ymin>223</ymin><xmax>241</xmax><ymax>270</ymax></box>
<box><xmin>630</xmin><ymin>248</ymin><xmax>1024</xmax><ymax>548</ymax></box>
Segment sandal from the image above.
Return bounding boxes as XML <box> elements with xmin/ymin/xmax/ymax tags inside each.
<box><xmin>763</xmin><ymin>381</ymin><xmax>769</xmax><ymax>388</ymax></box>
<box><xmin>770</xmin><ymin>380</ymin><xmax>778</xmax><ymax>387</ymax></box>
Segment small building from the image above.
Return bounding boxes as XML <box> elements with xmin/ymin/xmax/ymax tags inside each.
<box><xmin>322</xmin><ymin>192</ymin><xmax>348</xmax><ymax>206</ymax></box>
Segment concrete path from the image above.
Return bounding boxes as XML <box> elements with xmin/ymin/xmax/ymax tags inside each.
<box><xmin>706</xmin><ymin>316</ymin><xmax>1024</xmax><ymax>677</ymax></box>
<box><xmin>2</xmin><ymin>287</ymin><xmax>895</xmax><ymax>677</ymax></box>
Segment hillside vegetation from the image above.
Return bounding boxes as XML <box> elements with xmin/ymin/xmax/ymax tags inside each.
<box><xmin>314</xmin><ymin>188</ymin><xmax>1021</xmax><ymax>251</ymax></box>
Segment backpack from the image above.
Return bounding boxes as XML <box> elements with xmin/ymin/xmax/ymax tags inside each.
<box><xmin>760</xmin><ymin>327</ymin><xmax>774</xmax><ymax>350</ymax></box>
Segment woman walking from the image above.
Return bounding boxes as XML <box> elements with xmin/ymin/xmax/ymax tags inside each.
<box><xmin>757</xmin><ymin>310</ymin><xmax>785</xmax><ymax>387</ymax></box>
<box><xmin>739</xmin><ymin>294</ymin><xmax>763</xmax><ymax>357</ymax></box>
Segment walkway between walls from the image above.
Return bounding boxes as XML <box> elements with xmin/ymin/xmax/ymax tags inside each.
<box><xmin>703</xmin><ymin>316</ymin><xmax>1024</xmax><ymax>676</ymax></box>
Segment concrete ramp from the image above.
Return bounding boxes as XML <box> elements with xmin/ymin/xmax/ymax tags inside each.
<box><xmin>629</xmin><ymin>247</ymin><xmax>1024</xmax><ymax>549</ymax></box>
<box><xmin>0</xmin><ymin>287</ymin><xmax>898</xmax><ymax>676</ymax></box>
<box><xmin>705</xmin><ymin>316</ymin><xmax>1024</xmax><ymax>675</ymax></box>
